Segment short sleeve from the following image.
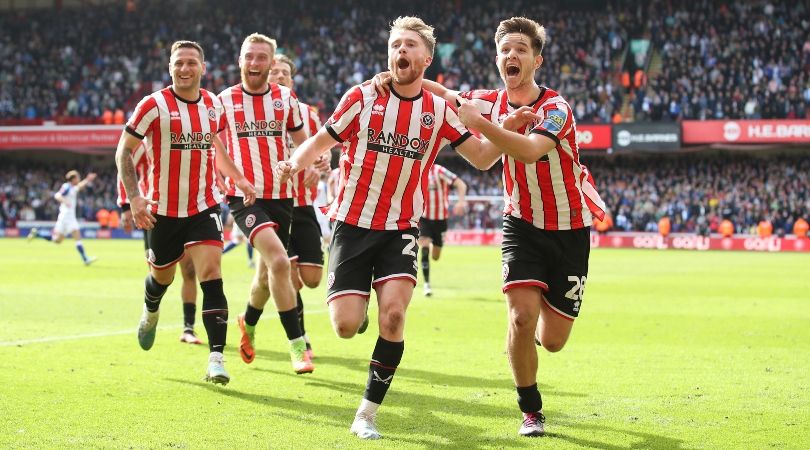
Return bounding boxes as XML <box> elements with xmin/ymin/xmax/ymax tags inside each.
<box><xmin>125</xmin><ymin>96</ymin><xmax>158</xmax><ymax>140</ymax></box>
<box><xmin>325</xmin><ymin>86</ymin><xmax>364</xmax><ymax>143</ymax></box>
<box><xmin>439</xmin><ymin>103</ymin><xmax>472</xmax><ymax>148</ymax></box>
<box><xmin>530</xmin><ymin>102</ymin><xmax>573</xmax><ymax>145</ymax></box>
<box><xmin>287</xmin><ymin>90</ymin><xmax>304</xmax><ymax>131</ymax></box>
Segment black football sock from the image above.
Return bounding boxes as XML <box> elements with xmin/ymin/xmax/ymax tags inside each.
<box><xmin>182</xmin><ymin>302</ymin><xmax>196</xmax><ymax>330</ymax></box>
<box><xmin>200</xmin><ymin>279</ymin><xmax>228</xmax><ymax>353</ymax></box>
<box><xmin>421</xmin><ymin>247</ymin><xmax>430</xmax><ymax>283</ymax></box>
<box><xmin>244</xmin><ymin>302</ymin><xmax>263</xmax><ymax>326</ymax></box>
<box><xmin>363</xmin><ymin>336</ymin><xmax>404</xmax><ymax>405</ymax></box>
<box><xmin>516</xmin><ymin>383</ymin><xmax>543</xmax><ymax>413</ymax></box>
<box><xmin>296</xmin><ymin>291</ymin><xmax>306</xmax><ymax>336</ymax></box>
<box><xmin>278</xmin><ymin>307</ymin><xmax>304</xmax><ymax>340</ymax></box>
<box><xmin>144</xmin><ymin>275</ymin><xmax>170</xmax><ymax>312</ymax></box>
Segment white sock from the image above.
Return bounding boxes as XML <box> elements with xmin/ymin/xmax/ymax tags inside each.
<box><xmin>357</xmin><ymin>399</ymin><xmax>380</xmax><ymax>417</ymax></box>
<box><xmin>290</xmin><ymin>336</ymin><xmax>305</xmax><ymax>345</ymax></box>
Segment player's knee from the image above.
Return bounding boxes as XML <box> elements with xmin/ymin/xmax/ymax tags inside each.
<box><xmin>541</xmin><ymin>338</ymin><xmax>567</xmax><ymax>353</ymax></box>
<box><xmin>509</xmin><ymin>307</ymin><xmax>537</xmax><ymax>331</ymax></box>
<box><xmin>301</xmin><ymin>271</ymin><xmax>322</xmax><ymax>289</ymax></box>
<box><xmin>380</xmin><ymin>308</ymin><xmax>405</xmax><ymax>335</ymax></box>
<box><xmin>333</xmin><ymin>319</ymin><xmax>358</xmax><ymax>339</ymax></box>
<box><xmin>266</xmin><ymin>253</ymin><xmax>291</xmax><ymax>276</ymax></box>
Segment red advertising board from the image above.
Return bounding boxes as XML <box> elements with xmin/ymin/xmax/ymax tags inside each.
<box><xmin>591</xmin><ymin>232</ymin><xmax>809</xmax><ymax>252</ymax></box>
<box><xmin>682</xmin><ymin>120</ymin><xmax>810</xmax><ymax>144</ymax></box>
<box><xmin>576</xmin><ymin>124</ymin><xmax>612</xmax><ymax>150</ymax></box>
<box><xmin>0</xmin><ymin>125</ymin><xmax>121</xmax><ymax>150</ymax></box>
<box><xmin>444</xmin><ymin>230</ymin><xmax>809</xmax><ymax>252</ymax></box>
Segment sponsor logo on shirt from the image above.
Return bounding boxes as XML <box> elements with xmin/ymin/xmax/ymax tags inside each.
<box><xmin>366</xmin><ymin>129</ymin><xmax>430</xmax><ymax>160</ymax></box>
<box><xmin>234</xmin><ymin>120</ymin><xmax>285</xmax><ymax>138</ymax></box>
<box><xmin>170</xmin><ymin>132</ymin><xmax>215</xmax><ymax>150</ymax></box>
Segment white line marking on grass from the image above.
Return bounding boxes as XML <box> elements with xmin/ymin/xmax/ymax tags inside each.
<box><xmin>0</xmin><ymin>308</ymin><xmax>331</xmax><ymax>347</ymax></box>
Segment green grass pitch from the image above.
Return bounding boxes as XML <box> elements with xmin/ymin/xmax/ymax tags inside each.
<box><xmin>1</xmin><ymin>238</ymin><xmax>808</xmax><ymax>449</ymax></box>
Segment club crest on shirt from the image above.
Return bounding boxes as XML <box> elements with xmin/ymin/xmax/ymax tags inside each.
<box><xmin>420</xmin><ymin>112</ymin><xmax>435</xmax><ymax>129</ymax></box>
<box><xmin>207</xmin><ymin>108</ymin><xmax>216</xmax><ymax>121</ymax></box>
<box><xmin>272</xmin><ymin>99</ymin><xmax>284</xmax><ymax>110</ymax></box>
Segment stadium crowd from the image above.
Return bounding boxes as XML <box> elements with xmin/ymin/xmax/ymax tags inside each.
<box><xmin>2</xmin><ymin>153</ymin><xmax>808</xmax><ymax>236</ymax></box>
<box><xmin>3</xmin><ymin>0</ymin><xmax>804</xmax><ymax>125</ymax></box>
<box><xmin>439</xmin><ymin>152</ymin><xmax>810</xmax><ymax>235</ymax></box>
<box><xmin>0</xmin><ymin>0</ymin><xmax>629</xmax><ymax>123</ymax></box>
<box><xmin>632</xmin><ymin>0</ymin><xmax>810</xmax><ymax>121</ymax></box>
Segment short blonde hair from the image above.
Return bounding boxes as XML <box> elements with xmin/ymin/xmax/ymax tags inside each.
<box><xmin>65</xmin><ymin>170</ymin><xmax>79</xmax><ymax>181</ymax></box>
<box><xmin>241</xmin><ymin>33</ymin><xmax>277</xmax><ymax>56</ymax></box>
<box><xmin>274</xmin><ymin>54</ymin><xmax>296</xmax><ymax>76</ymax></box>
<box><xmin>170</xmin><ymin>40</ymin><xmax>204</xmax><ymax>62</ymax></box>
<box><xmin>495</xmin><ymin>17</ymin><xmax>547</xmax><ymax>55</ymax></box>
<box><xmin>390</xmin><ymin>16</ymin><xmax>436</xmax><ymax>56</ymax></box>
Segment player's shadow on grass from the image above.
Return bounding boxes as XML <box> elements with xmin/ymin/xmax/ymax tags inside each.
<box><xmin>167</xmin><ymin>376</ymin><xmax>530</xmax><ymax>449</ymax></box>
<box><xmin>547</xmin><ymin>422</ymin><xmax>688</xmax><ymax>450</ymax></box>
<box><xmin>250</xmin><ymin>368</ymin><xmax>684</xmax><ymax>449</ymax></box>
<box><xmin>253</xmin><ymin>348</ymin><xmax>586</xmax><ymax>398</ymax></box>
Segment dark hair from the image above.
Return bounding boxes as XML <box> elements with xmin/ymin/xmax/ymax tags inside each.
<box><xmin>495</xmin><ymin>17</ymin><xmax>547</xmax><ymax>55</ymax></box>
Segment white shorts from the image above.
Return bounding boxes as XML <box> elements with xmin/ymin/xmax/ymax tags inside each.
<box><xmin>54</xmin><ymin>215</ymin><xmax>80</xmax><ymax>235</ymax></box>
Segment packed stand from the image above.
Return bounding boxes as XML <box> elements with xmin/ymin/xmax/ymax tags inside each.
<box><xmin>0</xmin><ymin>0</ymin><xmax>632</xmax><ymax>124</ymax></box>
<box><xmin>2</xmin><ymin>152</ymin><xmax>808</xmax><ymax>236</ymax></box>
<box><xmin>589</xmin><ymin>152</ymin><xmax>810</xmax><ymax>236</ymax></box>
<box><xmin>634</xmin><ymin>0</ymin><xmax>809</xmax><ymax>121</ymax></box>
<box><xmin>438</xmin><ymin>152</ymin><xmax>810</xmax><ymax>236</ymax></box>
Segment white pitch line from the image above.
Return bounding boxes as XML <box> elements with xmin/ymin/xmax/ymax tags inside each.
<box><xmin>0</xmin><ymin>308</ymin><xmax>331</xmax><ymax>347</ymax></box>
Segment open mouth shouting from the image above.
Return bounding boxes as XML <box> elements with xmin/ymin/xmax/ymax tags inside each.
<box><xmin>396</xmin><ymin>57</ymin><xmax>411</xmax><ymax>71</ymax></box>
<box><xmin>505</xmin><ymin>63</ymin><xmax>521</xmax><ymax>78</ymax></box>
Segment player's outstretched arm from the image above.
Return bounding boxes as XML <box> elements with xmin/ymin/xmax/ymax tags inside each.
<box><xmin>115</xmin><ymin>131</ymin><xmax>156</xmax><ymax>230</ymax></box>
<box><xmin>277</xmin><ymin>127</ymin><xmax>337</xmax><ymax>185</ymax></box>
<box><xmin>457</xmin><ymin>101</ymin><xmax>556</xmax><ymax>164</ymax></box>
<box><xmin>76</xmin><ymin>173</ymin><xmax>97</xmax><ymax>191</ymax></box>
<box><xmin>213</xmin><ymin>135</ymin><xmax>256</xmax><ymax>206</ymax></box>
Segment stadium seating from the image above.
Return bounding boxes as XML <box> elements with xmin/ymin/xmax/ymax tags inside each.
<box><xmin>1</xmin><ymin>0</ymin><xmax>803</xmax><ymax>123</ymax></box>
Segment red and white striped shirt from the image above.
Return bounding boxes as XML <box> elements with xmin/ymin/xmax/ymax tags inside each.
<box><xmin>116</xmin><ymin>142</ymin><xmax>149</xmax><ymax>207</ymax></box>
<box><xmin>218</xmin><ymin>83</ymin><xmax>303</xmax><ymax>199</ymax></box>
<box><xmin>423</xmin><ymin>164</ymin><xmax>458</xmax><ymax>220</ymax></box>
<box><xmin>290</xmin><ymin>102</ymin><xmax>323</xmax><ymax>207</ymax></box>
<box><xmin>459</xmin><ymin>87</ymin><xmax>606</xmax><ymax>230</ymax></box>
<box><xmin>125</xmin><ymin>87</ymin><xmax>223</xmax><ymax>218</ymax></box>
<box><xmin>326</xmin><ymin>83</ymin><xmax>471</xmax><ymax>230</ymax></box>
